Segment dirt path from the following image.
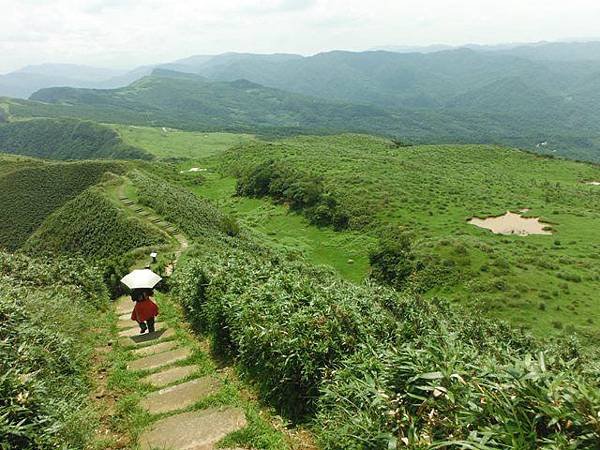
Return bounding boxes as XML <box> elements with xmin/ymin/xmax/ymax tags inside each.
<box><xmin>108</xmin><ymin>183</ymin><xmax>249</xmax><ymax>450</ymax></box>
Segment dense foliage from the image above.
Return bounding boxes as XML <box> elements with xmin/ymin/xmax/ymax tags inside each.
<box><xmin>236</xmin><ymin>159</ymin><xmax>349</xmax><ymax>230</ymax></box>
<box><xmin>130</xmin><ymin>169</ymin><xmax>240</xmax><ymax>238</ymax></box>
<box><xmin>0</xmin><ymin>118</ymin><xmax>152</xmax><ymax>160</ymax></box>
<box><xmin>219</xmin><ymin>135</ymin><xmax>600</xmax><ymax>338</ymax></box>
<box><xmin>24</xmin><ymin>187</ymin><xmax>168</xmax><ymax>259</ymax></box>
<box><xmin>0</xmin><ymin>159</ymin><xmax>125</xmax><ymax>250</ymax></box>
<box><xmin>0</xmin><ymin>251</ymin><xmax>108</xmax><ymax>448</ymax></box>
<box><xmin>173</xmin><ymin>234</ymin><xmax>600</xmax><ymax>448</ymax></box>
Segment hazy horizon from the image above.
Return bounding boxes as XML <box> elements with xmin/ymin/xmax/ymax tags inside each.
<box><xmin>2</xmin><ymin>0</ymin><xmax>600</xmax><ymax>73</ymax></box>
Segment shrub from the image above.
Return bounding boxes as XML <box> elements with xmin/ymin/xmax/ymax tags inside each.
<box><xmin>369</xmin><ymin>228</ymin><xmax>415</xmax><ymax>290</ymax></box>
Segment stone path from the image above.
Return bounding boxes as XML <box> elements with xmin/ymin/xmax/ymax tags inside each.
<box><xmin>113</xmin><ymin>187</ymin><xmax>247</xmax><ymax>449</ymax></box>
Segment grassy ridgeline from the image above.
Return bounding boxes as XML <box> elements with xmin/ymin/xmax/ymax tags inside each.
<box><xmin>0</xmin><ymin>118</ymin><xmax>153</xmax><ymax>160</ymax></box>
<box><xmin>0</xmin><ymin>159</ymin><xmax>126</xmax><ymax>250</ymax></box>
<box><xmin>0</xmin><ymin>251</ymin><xmax>109</xmax><ymax>448</ymax></box>
<box><xmin>24</xmin><ymin>186</ymin><xmax>168</xmax><ymax>259</ymax></box>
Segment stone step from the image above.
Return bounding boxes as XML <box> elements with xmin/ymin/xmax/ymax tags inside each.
<box><xmin>117</xmin><ymin>319</ymin><xmax>137</xmax><ymax>330</ymax></box>
<box><xmin>141</xmin><ymin>365</ymin><xmax>197</xmax><ymax>388</ymax></box>
<box><xmin>118</xmin><ymin>313</ymin><xmax>130</xmax><ymax>321</ymax></box>
<box><xmin>139</xmin><ymin>375</ymin><xmax>220</xmax><ymax>415</ymax></box>
<box><xmin>119</xmin><ymin>323</ymin><xmax>165</xmax><ymax>338</ymax></box>
<box><xmin>139</xmin><ymin>407</ymin><xmax>246</xmax><ymax>450</ymax></box>
<box><xmin>115</xmin><ymin>297</ymin><xmax>133</xmax><ymax>315</ymax></box>
<box><xmin>128</xmin><ymin>347</ymin><xmax>192</xmax><ymax>372</ymax></box>
<box><xmin>132</xmin><ymin>340</ymin><xmax>178</xmax><ymax>358</ymax></box>
<box><xmin>118</xmin><ymin>328</ymin><xmax>175</xmax><ymax>348</ymax></box>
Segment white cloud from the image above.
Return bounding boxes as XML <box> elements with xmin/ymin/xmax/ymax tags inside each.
<box><xmin>0</xmin><ymin>0</ymin><xmax>599</xmax><ymax>72</ymax></box>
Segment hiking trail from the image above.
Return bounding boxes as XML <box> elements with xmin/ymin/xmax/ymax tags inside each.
<box><xmin>109</xmin><ymin>183</ymin><xmax>247</xmax><ymax>450</ymax></box>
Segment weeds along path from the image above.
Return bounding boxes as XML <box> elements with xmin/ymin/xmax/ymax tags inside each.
<box><xmin>100</xmin><ymin>180</ymin><xmax>255</xmax><ymax>450</ymax></box>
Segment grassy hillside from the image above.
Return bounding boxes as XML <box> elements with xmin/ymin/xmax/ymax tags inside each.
<box><xmin>117</xmin><ymin>170</ymin><xmax>599</xmax><ymax>447</ymax></box>
<box><xmin>24</xmin><ymin>186</ymin><xmax>168</xmax><ymax>259</ymax></box>
<box><xmin>0</xmin><ymin>158</ymin><xmax>125</xmax><ymax>250</ymax></box>
<box><xmin>0</xmin><ymin>251</ymin><xmax>108</xmax><ymax>448</ymax></box>
<box><xmin>215</xmin><ymin>135</ymin><xmax>600</xmax><ymax>338</ymax></box>
<box><xmin>113</xmin><ymin>124</ymin><xmax>255</xmax><ymax>159</ymax></box>
<box><xmin>0</xmin><ymin>118</ymin><xmax>152</xmax><ymax>160</ymax></box>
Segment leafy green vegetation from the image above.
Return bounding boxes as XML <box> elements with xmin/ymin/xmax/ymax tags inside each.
<box><xmin>0</xmin><ymin>159</ymin><xmax>126</xmax><ymax>250</ymax></box>
<box><xmin>113</xmin><ymin>124</ymin><xmax>255</xmax><ymax>159</ymax></box>
<box><xmin>0</xmin><ymin>118</ymin><xmax>152</xmax><ymax>160</ymax></box>
<box><xmin>217</xmin><ymin>135</ymin><xmax>600</xmax><ymax>339</ymax></box>
<box><xmin>24</xmin><ymin>186</ymin><xmax>168</xmax><ymax>259</ymax></box>
<box><xmin>130</xmin><ymin>169</ymin><xmax>240</xmax><ymax>238</ymax></box>
<box><xmin>172</xmin><ymin>224</ymin><xmax>600</xmax><ymax>448</ymax></box>
<box><xmin>0</xmin><ymin>251</ymin><xmax>109</xmax><ymax>448</ymax></box>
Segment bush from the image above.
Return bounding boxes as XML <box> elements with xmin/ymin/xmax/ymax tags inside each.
<box><xmin>235</xmin><ymin>160</ymin><xmax>349</xmax><ymax>230</ymax></box>
<box><xmin>130</xmin><ymin>170</ymin><xmax>240</xmax><ymax>238</ymax></box>
<box><xmin>369</xmin><ymin>229</ymin><xmax>415</xmax><ymax>290</ymax></box>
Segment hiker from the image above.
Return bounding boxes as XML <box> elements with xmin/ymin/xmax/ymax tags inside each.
<box><xmin>131</xmin><ymin>289</ymin><xmax>159</xmax><ymax>334</ymax></box>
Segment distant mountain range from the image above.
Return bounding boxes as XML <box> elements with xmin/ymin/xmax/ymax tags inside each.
<box><xmin>3</xmin><ymin>41</ymin><xmax>600</xmax><ymax>161</ymax></box>
<box><xmin>4</xmin><ymin>40</ymin><xmax>600</xmax><ymax>99</ymax></box>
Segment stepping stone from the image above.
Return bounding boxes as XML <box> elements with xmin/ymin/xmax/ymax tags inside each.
<box><xmin>128</xmin><ymin>347</ymin><xmax>192</xmax><ymax>372</ymax></box>
<box><xmin>139</xmin><ymin>376</ymin><xmax>221</xmax><ymax>414</ymax></box>
<box><xmin>141</xmin><ymin>365</ymin><xmax>197</xmax><ymax>388</ymax></box>
<box><xmin>119</xmin><ymin>323</ymin><xmax>165</xmax><ymax>338</ymax></box>
<box><xmin>132</xmin><ymin>340</ymin><xmax>178</xmax><ymax>357</ymax></box>
<box><xmin>118</xmin><ymin>319</ymin><xmax>137</xmax><ymax>330</ymax></box>
<box><xmin>118</xmin><ymin>313</ymin><xmax>130</xmax><ymax>321</ymax></box>
<box><xmin>118</xmin><ymin>196</ymin><xmax>128</xmax><ymax>200</ymax></box>
<box><xmin>139</xmin><ymin>407</ymin><xmax>246</xmax><ymax>450</ymax></box>
<box><xmin>115</xmin><ymin>297</ymin><xmax>133</xmax><ymax>315</ymax></box>
<box><xmin>118</xmin><ymin>328</ymin><xmax>175</xmax><ymax>348</ymax></box>
<box><xmin>151</xmin><ymin>218</ymin><xmax>161</xmax><ymax>223</ymax></box>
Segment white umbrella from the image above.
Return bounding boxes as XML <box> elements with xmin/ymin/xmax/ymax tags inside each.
<box><xmin>120</xmin><ymin>269</ymin><xmax>162</xmax><ymax>290</ymax></box>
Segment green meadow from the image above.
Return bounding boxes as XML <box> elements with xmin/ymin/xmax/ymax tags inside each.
<box><xmin>211</xmin><ymin>135</ymin><xmax>600</xmax><ymax>340</ymax></box>
<box><xmin>113</xmin><ymin>124</ymin><xmax>255</xmax><ymax>159</ymax></box>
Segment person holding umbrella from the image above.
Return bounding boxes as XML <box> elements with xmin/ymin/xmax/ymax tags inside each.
<box><xmin>131</xmin><ymin>289</ymin><xmax>159</xmax><ymax>333</ymax></box>
<box><xmin>120</xmin><ymin>269</ymin><xmax>162</xmax><ymax>334</ymax></box>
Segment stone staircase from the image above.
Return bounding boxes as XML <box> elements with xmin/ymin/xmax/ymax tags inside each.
<box><xmin>115</xmin><ymin>289</ymin><xmax>246</xmax><ymax>449</ymax></box>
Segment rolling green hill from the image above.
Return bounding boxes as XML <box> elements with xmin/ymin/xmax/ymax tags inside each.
<box><xmin>0</xmin><ymin>158</ymin><xmax>125</xmax><ymax>250</ymax></box>
<box><xmin>21</xmin><ymin>70</ymin><xmax>471</xmax><ymax>140</ymax></box>
<box><xmin>214</xmin><ymin>134</ymin><xmax>600</xmax><ymax>338</ymax></box>
<box><xmin>24</xmin><ymin>186</ymin><xmax>168</xmax><ymax>259</ymax></box>
<box><xmin>0</xmin><ymin>118</ymin><xmax>152</xmax><ymax>160</ymax></box>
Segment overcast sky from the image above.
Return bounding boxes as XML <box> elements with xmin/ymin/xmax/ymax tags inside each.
<box><xmin>1</xmin><ymin>0</ymin><xmax>600</xmax><ymax>73</ymax></box>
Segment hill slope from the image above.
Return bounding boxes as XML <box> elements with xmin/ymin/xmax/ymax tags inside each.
<box><xmin>216</xmin><ymin>134</ymin><xmax>600</xmax><ymax>337</ymax></box>
<box><xmin>0</xmin><ymin>118</ymin><xmax>152</xmax><ymax>160</ymax></box>
<box><xmin>0</xmin><ymin>159</ymin><xmax>125</xmax><ymax>250</ymax></box>
<box><xmin>24</xmin><ymin>186</ymin><xmax>168</xmax><ymax>259</ymax></box>
<box><xmin>21</xmin><ymin>70</ymin><xmax>475</xmax><ymax>139</ymax></box>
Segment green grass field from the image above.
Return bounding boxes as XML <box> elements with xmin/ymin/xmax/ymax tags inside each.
<box><xmin>191</xmin><ymin>172</ymin><xmax>373</xmax><ymax>282</ymax></box>
<box><xmin>112</xmin><ymin>125</ymin><xmax>255</xmax><ymax>159</ymax></box>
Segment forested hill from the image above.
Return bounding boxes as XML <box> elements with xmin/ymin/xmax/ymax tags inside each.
<box><xmin>0</xmin><ymin>118</ymin><xmax>153</xmax><ymax>160</ymax></box>
<box><xmin>18</xmin><ymin>70</ymin><xmax>479</xmax><ymax>140</ymax></box>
